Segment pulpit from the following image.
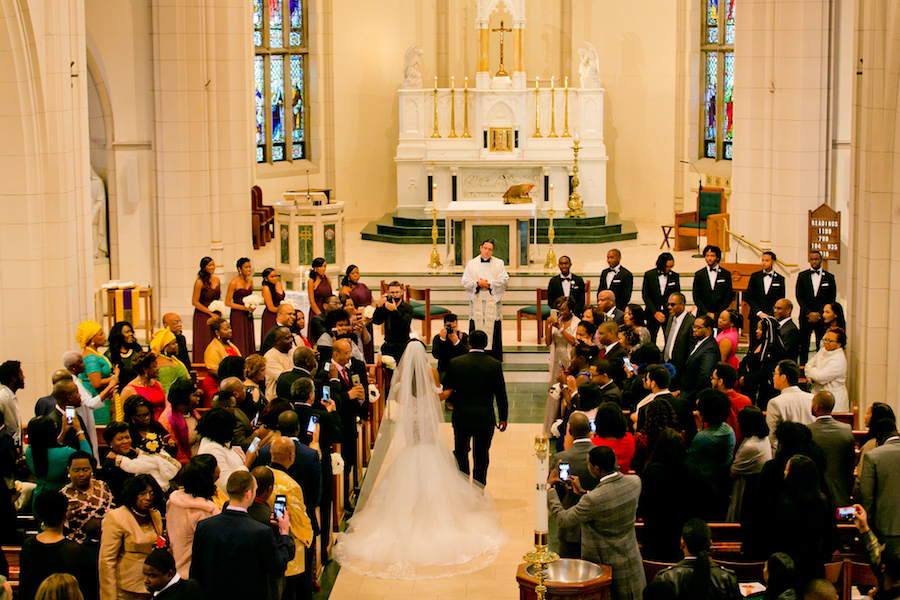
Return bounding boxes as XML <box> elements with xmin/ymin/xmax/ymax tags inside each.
<box><xmin>444</xmin><ymin>200</ymin><xmax>535</xmax><ymax>269</ymax></box>
<box><xmin>275</xmin><ymin>193</ymin><xmax>344</xmax><ymax>290</ymax></box>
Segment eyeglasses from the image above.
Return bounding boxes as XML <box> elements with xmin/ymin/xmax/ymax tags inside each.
<box><xmin>667</xmin><ymin>302</ymin><xmax>678</xmax><ymax>307</ymax></box>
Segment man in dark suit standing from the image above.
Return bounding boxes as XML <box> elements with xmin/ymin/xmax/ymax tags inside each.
<box><xmin>662</xmin><ymin>293</ymin><xmax>696</xmax><ymax>390</ymax></box>
<box><xmin>309</xmin><ymin>295</ymin><xmax>342</xmax><ymax>345</ymax></box>
<box><xmin>552</xmin><ymin>413</ymin><xmax>599</xmax><ymax>558</ymax></box>
<box><xmin>642</xmin><ymin>252</ymin><xmax>680</xmax><ymax>345</ymax></box>
<box><xmin>692</xmin><ymin>245</ymin><xmax>733</xmax><ymax>321</ymax></box>
<box><xmin>547</xmin><ymin>256</ymin><xmax>586</xmax><ymax>315</ymax></box>
<box><xmin>679</xmin><ymin>315</ymin><xmax>720</xmax><ymax>406</ymax></box>
<box><xmin>745</xmin><ymin>251</ymin><xmax>786</xmax><ymax>350</ymax></box>
<box><xmin>143</xmin><ymin>548</ymin><xmax>204</xmax><ymax>600</ymax></box>
<box><xmin>191</xmin><ymin>471</ymin><xmax>294</xmax><ymax>599</ymax></box>
<box><xmin>795</xmin><ymin>251</ymin><xmax>837</xmax><ymax>365</ymax></box>
<box><xmin>597</xmin><ymin>249</ymin><xmax>633</xmax><ymax>311</ymax></box>
<box><xmin>773</xmin><ymin>298</ymin><xmax>801</xmax><ymax>362</ymax></box>
<box><xmin>441</xmin><ymin>330</ymin><xmax>508</xmax><ymax>485</ymax></box>
<box><xmin>276</xmin><ymin>346</ymin><xmax>316</xmax><ymax>401</ymax></box>
<box><xmin>431</xmin><ymin>313</ymin><xmax>469</xmax><ymax>378</ymax></box>
<box><xmin>596</xmin><ymin>322</ymin><xmax>627</xmax><ymax>387</ymax></box>
<box><xmin>595</xmin><ymin>291</ymin><xmax>626</xmax><ymax>325</ymax></box>
<box><xmin>808</xmin><ymin>391</ymin><xmax>855</xmax><ymax>508</ymax></box>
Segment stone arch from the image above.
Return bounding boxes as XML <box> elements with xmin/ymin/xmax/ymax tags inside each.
<box><xmin>476</xmin><ymin>0</ymin><xmax>524</xmax><ymax>24</ymax></box>
<box><xmin>486</xmin><ymin>101</ymin><xmax>515</xmax><ymax>128</ymax></box>
<box><xmin>86</xmin><ymin>41</ymin><xmax>116</xmax><ymax>278</ymax></box>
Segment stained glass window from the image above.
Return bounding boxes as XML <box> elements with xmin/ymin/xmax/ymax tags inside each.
<box><xmin>701</xmin><ymin>0</ymin><xmax>735</xmax><ymax>160</ymax></box>
<box><xmin>255</xmin><ymin>0</ymin><xmax>307</xmax><ymax>163</ymax></box>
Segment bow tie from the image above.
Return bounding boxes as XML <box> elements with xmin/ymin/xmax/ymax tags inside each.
<box><xmin>480</xmin><ymin>258</ymin><xmax>491</xmax><ymax>263</ymax></box>
<box><xmin>813</xmin><ymin>269</ymin><xmax>822</xmax><ymax>275</ymax></box>
<box><xmin>709</xmin><ymin>267</ymin><xmax>718</xmax><ymax>272</ymax></box>
<box><xmin>765</xmin><ymin>271</ymin><xmax>774</xmax><ymax>277</ymax></box>
<box><xmin>560</xmin><ymin>276</ymin><xmax>571</xmax><ymax>281</ymax></box>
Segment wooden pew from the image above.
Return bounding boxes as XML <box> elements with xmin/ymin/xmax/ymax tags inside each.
<box><xmin>3</xmin><ymin>545</ymin><xmax>20</xmax><ymax>588</ymax></box>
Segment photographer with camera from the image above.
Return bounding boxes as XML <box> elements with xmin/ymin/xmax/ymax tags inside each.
<box><xmin>431</xmin><ymin>313</ymin><xmax>469</xmax><ymax>378</ymax></box>
<box><xmin>373</xmin><ymin>281</ymin><xmax>413</xmax><ymax>360</ymax></box>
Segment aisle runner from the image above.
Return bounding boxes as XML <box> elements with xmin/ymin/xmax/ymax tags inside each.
<box><xmin>329</xmin><ymin>423</ymin><xmax>541</xmax><ymax>599</ymax></box>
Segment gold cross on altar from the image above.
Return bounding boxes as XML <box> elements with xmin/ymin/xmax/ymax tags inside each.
<box><xmin>299</xmin><ymin>227</ymin><xmax>313</xmax><ymax>263</ymax></box>
<box><xmin>492</xmin><ymin>20</ymin><xmax>513</xmax><ymax>77</ymax></box>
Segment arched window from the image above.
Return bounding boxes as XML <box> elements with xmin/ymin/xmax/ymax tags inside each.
<box><xmin>701</xmin><ymin>0</ymin><xmax>734</xmax><ymax>160</ymax></box>
<box><xmin>254</xmin><ymin>0</ymin><xmax>307</xmax><ymax>163</ymax></box>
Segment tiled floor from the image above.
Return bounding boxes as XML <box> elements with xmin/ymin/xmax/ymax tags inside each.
<box><xmin>327</xmin><ymin>423</ymin><xmax>544</xmax><ymax>600</ymax></box>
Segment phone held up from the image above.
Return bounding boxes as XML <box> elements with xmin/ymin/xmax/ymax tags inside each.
<box><xmin>306</xmin><ymin>415</ymin><xmax>318</xmax><ymax>435</ymax></box>
<box><xmin>274</xmin><ymin>495</ymin><xmax>287</xmax><ymax>519</ymax></box>
<box><xmin>836</xmin><ymin>506</ymin><xmax>857</xmax><ymax>520</ymax></box>
<box><xmin>559</xmin><ymin>462</ymin><xmax>571</xmax><ymax>482</ymax></box>
<box><xmin>247</xmin><ymin>437</ymin><xmax>261</xmax><ymax>454</ymax></box>
<box><xmin>65</xmin><ymin>406</ymin><xmax>76</xmax><ymax>425</ymax></box>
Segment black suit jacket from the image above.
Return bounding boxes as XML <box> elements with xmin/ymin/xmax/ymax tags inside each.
<box><xmin>547</xmin><ymin>274</ymin><xmax>587</xmax><ymax>314</ymax></box>
<box><xmin>190</xmin><ymin>509</ymin><xmax>294</xmax><ymax>600</ymax></box>
<box><xmin>275</xmin><ymin>366</ymin><xmax>314</xmax><ymax>401</ymax></box>
<box><xmin>292</xmin><ymin>403</ymin><xmax>342</xmax><ymax>492</ymax></box>
<box><xmin>691</xmin><ymin>266</ymin><xmax>733</xmax><ymax>316</ymax></box>
<box><xmin>597</xmin><ymin>267</ymin><xmax>634</xmax><ymax>310</ymax></box>
<box><xmin>309</xmin><ymin>313</ymin><xmax>328</xmax><ymax>345</ymax></box>
<box><xmin>443</xmin><ymin>351</ymin><xmax>509</xmax><ymax>428</ymax></box>
<box><xmin>602</xmin><ymin>343</ymin><xmax>629</xmax><ymax>388</ymax></box>
<box><xmin>664</xmin><ymin>312</ymin><xmax>697</xmax><ymax>389</ymax></box>
<box><xmin>746</xmin><ymin>271</ymin><xmax>786</xmax><ymax>316</ymax></box>
<box><xmin>34</xmin><ymin>395</ymin><xmax>56</xmax><ymax>417</ymax></box>
<box><xmin>796</xmin><ymin>269</ymin><xmax>837</xmax><ymax>317</ymax></box>
<box><xmin>155</xmin><ymin>578</ymin><xmax>206</xmax><ymax>600</ymax></box>
<box><xmin>779</xmin><ymin>320</ymin><xmax>801</xmax><ymax>362</ymax></box>
<box><xmin>431</xmin><ymin>332</ymin><xmax>469</xmax><ymax>373</ymax></box>
<box><xmin>679</xmin><ymin>336</ymin><xmax>720</xmax><ymax>405</ymax></box>
<box><xmin>315</xmin><ymin>359</ymin><xmax>368</xmax><ymax>443</ymax></box>
<box><xmin>173</xmin><ymin>333</ymin><xmax>192</xmax><ymax>368</ymax></box>
<box><xmin>642</xmin><ymin>270</ymin><xmax>681</xmax><ymax>318</ymax></box>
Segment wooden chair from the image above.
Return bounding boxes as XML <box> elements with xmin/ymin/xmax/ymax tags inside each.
<box><xmin>517</xmin><ymin>289</ymin><xmax>550</xmax><ymax>343</ymax></box>
<box><xmin>844</xmin><ymin>560</ymin><xmax>878</xmax><ymax>599</ymax></box>
<box><xmin>823</xmin><ymin>560</ymin><xmax>845</xmax><ymax>589</ymax></box>
<box><xmin>642</xmin><ymin>559</ymin><xmax>676</xmax><ymax>582</ymax></box>
<box><xmin>407</xmin><ymin>285</ymin><xmax>450</xmax><ymax>341</ymax></box>
<box><xmin>715</xmin><ymin>560</ymin><xmax>765</xmax><ymax>583</ymax></box>
<box><xmin>674</xmin><ymin>186</ymin><xmax>728</xmax><ymax>251</ymax></box>
<box><xmin>251</xmin><ymin>185</ymin><xmax>274</xmax><ymax>244</ymax></box>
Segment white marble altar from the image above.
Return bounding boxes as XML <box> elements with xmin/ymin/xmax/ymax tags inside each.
<box><xmin>444</xmin><ymin>200</ymin><xmax>536</xmax><ymax>270</ymax></box>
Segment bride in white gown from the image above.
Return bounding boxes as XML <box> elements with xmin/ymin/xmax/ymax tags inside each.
<box><xmin>333</xmin><ymin>341</ymin><xmax>510</xmax><ymax>579</ymax></box>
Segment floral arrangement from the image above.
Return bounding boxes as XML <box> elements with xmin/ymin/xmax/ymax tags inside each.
<box><xmin>142</xmin><ymin>432</ymin><xmax>161</xmax><ymax>453</ymax></box>
<box><xmin>242</xmin><ymin>294</ymin><xmax>264</xmax><ymax>311</ymax></box>
<box><xmin>362</xmin><ymin>305</ymin><xmax>375</xmax><ymax>320</ymax></box>
<box><xmin>331</xmin><ymin>452</ymin><xmax>344</xmax><ymax>475</ymax></box>
<box><xmin>550</xmin><ymin>418</ymin><xmax>564</xmax><ymax>438</ymax></box>
<box><xmin>280</xmin><ymin>298</ymin><xmax>298</xmax><ymax>310</ymax></box>
<box><xmin>368</xmin><ymin>383</ymin><xmax>380</xmax><ymax>403</ymax></box>
<box><xmin>549</xmin><ymin>383</ymin><xmax>562</xmax><ymax>401</ymax></box>
<box><xmin>381</xmin><ymin>355</ymin><xmax>397</xmax><ymax>370</ymax></box>
<box><xmin>209</xmin><ymin>300</ymin><xmax>226</xmax><ymax>315</ymax></box>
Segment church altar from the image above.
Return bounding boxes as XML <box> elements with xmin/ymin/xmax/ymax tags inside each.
<box><xmin>444</xmin><ymin>200</ymin><xmax>536</xmax><ymax>269</ymax></box>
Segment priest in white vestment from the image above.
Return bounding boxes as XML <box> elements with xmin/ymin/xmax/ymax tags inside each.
<box><xmin>461</xmin><ymin>239</ymin><xmax>509</xmax><ymax>361</ymax></box>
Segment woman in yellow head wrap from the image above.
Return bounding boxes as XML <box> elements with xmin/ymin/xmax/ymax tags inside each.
<box><xmin>151</xmin><ymin>328</ymin><xmax>189</xmax><ymax>394</ymax></box>
<box><xmin>76</xmin><ymin>320</ymin><xmax>118</xmax><ymax>425</ymax></box>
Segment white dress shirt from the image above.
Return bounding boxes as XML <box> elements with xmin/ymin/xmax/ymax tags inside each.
<box><xmin>605</xmin><ymin>268</ymin><xmax>619</xmax><ymax>289</ymax></box>
<box><xmin>560</xmin><ymin>275</ymin><xmax>572</xmax><ymax>298</ymax></box>
<box><xmin>0</xmin><ymin>385</ymin><xmax>21</xmax><ymax>446</ymax></box>
<box><xmin>707</xmin><ymin>265</ymin><xmax>719</xmax><ymax>290</ymax></box>
<box><xmin>763</xmin><ymin>270</ymin><xmax>774</xmax><ymax>294</ymax></box>
<box><xmin>811</xmin><ymin>269</ymin><xmax>822</xmax><ymax>296</ymax></box>
<box><xmin>663</xmin><ymin>311</ymin><xmax>688</xmax><ymax>362</ymax></box>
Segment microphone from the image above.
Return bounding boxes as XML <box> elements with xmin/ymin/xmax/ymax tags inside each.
<box><xmin>680</xmin><ymin>160</ymin><xmax>702</xmax><ymax>192</ymax></box>
<box><xmin>306</xmin><ymin>170</ymin><xmax>312</xmax><ymax>204</ymax></box>
<box><xmin>680</xmin><ymin>160</ymin><xmax>704</xmax><ymax>258</ymax></box>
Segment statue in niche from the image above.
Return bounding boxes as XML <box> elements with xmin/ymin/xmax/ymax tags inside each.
<box><xmin>90</xmin><ymin>168</ymin><xmax>109</xmax><ymax>259</ymax></box>
<box><xmin>402</xmin><ymin>44</ymin><xmax>425</xmax><ymax>89</ymax></box>
<box><xmin>578</xmin><ymin>42</ymin><xmax>601</xmax><ymax>89</ymax></box>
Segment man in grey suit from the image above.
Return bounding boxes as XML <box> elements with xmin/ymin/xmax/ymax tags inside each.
<box><xmin>662</xmin><ymin>292</ymin><xmax>696</xmax><ymax>390</ymax></box>
<box><xmin>860</xmin><ymin>423</ymin><xmax>900</xmax><ymax>551</ymax></box>
<box><xmin>548</xmin><ymin>446</ymin><xmax>646</xmax><ymax>600</ymax></box>
<box><xmin>808</xmin><ymin>391</ymin><xmax>855</xmax><ymax>508</ymax></box>
<box><xmin>552</xmin><ymin>414</ymin><xmax>600</xmax><ymax>558</ymax></box>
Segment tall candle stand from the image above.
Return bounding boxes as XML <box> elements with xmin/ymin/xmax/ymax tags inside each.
<box><xmin>544</xmin><ymin>183</ymin><xmax>557</xmax><ymax>269</ymax></box>
<box><xmin>562</xmin><ymin>76</ymin><xmax>571</xmax><ymax>137</ymax></box>
<box><xmin>461</xmin><ymin>77</ymin><xmax>471</xmax><ymax>138</ymax></box>
<box><xmin>432</xmin><ymin>77</ymin><xmax>441</xmax><ymax>138</ymax></box>
<box><xmin>427</xmin><ymin>184</ymin><xmax>442</xmax><ymax>270</ymax></box>
<box><xmin>524</xmin><ymin>435</ymin><xmax>558</xmax><ymax>600</ymax></box>
<box><xmin>548</xmin><ymin>77</ymin><xmax>558</xmax><ymax>138</ymax></box>
<box><xmin>566</xmin><ymin>139</ymin><xmax>585</xmax><ymax>218</ymax></box>
<box><xmin>448</xmin><ymin>77</ymin><xmax>458</xmax><ymax>138</ymax></box>
<box><xmin>534</xmin><ymin>77</ymin><xmax>542</xmax><ymax>138</ymax></box>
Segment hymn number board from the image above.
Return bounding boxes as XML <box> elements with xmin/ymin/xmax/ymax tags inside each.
<box><xmin>808</xmin><ymin>204</ymin><xmax>841</xmax><ymax>264</ymax></box>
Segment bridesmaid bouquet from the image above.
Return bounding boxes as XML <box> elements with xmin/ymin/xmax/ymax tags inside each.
<box><xmin>209</xmin><ymin>300</ymin><xmax>226</xmax><ymax>315</ymax></box>
<box><xmin>242</xmin><ymin>294</ymin><xmax>264</xmax><ymax>311</ymax></box>
<box><xmin>331</xmin><ymin>452</ymin><xmax>344</xmax><ymax>475</ymax></box>
<box><xmin>280</xmin><ymin>298</ymin><xmax>298</xmax><ymax>310</ymax></box>
<box><xmin>362</xmin><ymin>305</ymin><xmax>375</xmax><ymax>320</ymax></box>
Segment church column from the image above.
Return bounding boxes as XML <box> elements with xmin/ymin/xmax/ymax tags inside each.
<box><xmin>846</xmin><ymin>0</ymin><xmax>900</xmax><ymax>415</ymax></box>
<box><xmin>512</xmin><ymin>19</ymin><xmax>526</xmax><ymax>89</ymax></box>
<box><xmin>476</xmin><ymin>18</ymin><xmax>490</xmax><ymax>88</ymax></box>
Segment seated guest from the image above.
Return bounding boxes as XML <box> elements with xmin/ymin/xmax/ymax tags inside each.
<box><xmin>99</xmin><ymin>475</ymin><xmax>165</xmax><ymax>600</ymax></box>
<box><xmin>739</xmin><ymin>317</ymin><xmax>785</xmax><ymax>410</ymax></box>
<box><xmin>61</xmin><ymin>451</ymin><xmax>113</xmax><ymax>548</ymax></box>
<box><xmin>264</xmin><ymin>327</ymin><xmax>295</xmax><ymax>401</ymax></box>
<box><xmin>202</xmin><ymin>316</ymin><xmax>241</xmax><ymax>406</ymax></box>
<box><xmin>552</xmin><ymin>413</ymin><xmax>599</xmax><ymax>558</ymax></box>
<box><xmin>623</xmin><ymin>303</ymin><xmax>651</xmax><ymax>345</ymax></box>
<box><xmin>125</xmin><ymin>396</ymin><xmax>176</xmax><ymax>456</ymax></box>
<box><xmin>590</xmin><ymin>401</ymin><xmax>636</xmax><ymax>473</ymax></box>
<box><xmin>25</xmin><ymin>415</ymin><xmax>91</xmax><ymax>517</ymax></box>
<box><xmin>119</xmin><ymin>351</ymin><xmax>166</xmax><ymax>420</ymax></box>
<box><xmin>166</xmin><ymin>455</ymin><xmax>222</xmax><ymax>577</ymax></box>
<box><xmin>639</xmin><ymin>429</ymin><xmax>717</xmax><ymax>561</ymax></box>
<box><xmin>854</xmin><ymin>402</ymin><xmax>896</xmax><ymax>498</ymax></box>
<box><xmin>159</xmin><ymin>380</ymin><xmax>203</xmax><ymax>465</ymax></box>
<box><xmin>653</xmin><ymin>518</ymin><xmax>740</xmax><ymax>599</ymax></box>
<box><xmin>710</xmin><ymin>363</ymin><xmax>752</xmax><ymax>448</ymax></box>
<box><xmin>803</xmin><ymin>580</ymin><xmax>839</xmax><ymax>600</ymax></box>
<box><xmin>150</xmin><ymin>327</ymin><xmax>189</xmax><ymax>395</ymax></box>
<box><xmin>243</xmin><ymin>353</ymin><xmax>267</xmax><ymax>408</ymax></box>
<box><xmin>766</xmin><ymin>360</ymin><xmax>816</xmax><ymax>452</ymax></box>
<box><xmin>804</xmin><ymin>328</ymin><xmax>849</xmax><ymax>412</ymax></box>
<box><xmin>97</xmin><ymin>421</ymin><xmax>137</xmax><ymax>503</ymax></box>
<box><xmin>142</xmin><ymin>548</ymin><xmax>204</xmax><ymax>600</ymax></box>
<box><xmin>716</xmin><ymin>309</ymin><xmax>742</xmax><ymax>370</ymax></box>
<box><xmin>822</xmin><ymin>302</ymin><xmax>846</xmax><ymax>333</ymax></box>
<box><xmin>19</xmin><ymin>491</ymin><xmax>97</xmax><ymax>600</ymax></box>
<box><xmin>808</xmin><ymin>391</ymin><xmax>855</xmax><ymax>508</ymax></box>
<box><xmin>726</xmin><ymin>406</ymin><xmax>771</xmax><ymax>522</ymax></box>
<box><xmin>197</xmin><ymin>408</ymin><xmax>255</xmax><ymax>494</ymax></box>
<box><xmin>431</xmin><ymin>313</ymin><xmax>469</xmax><ymax>377</ymax></box>
<box><xmin>162</xmin><ymin>313</ymin><xmax>192</xmax><ymax>367</ymax></box>
<box><xmin>762</xmin><ymin>553</ymin><xmax>797</xmax><ymax>600</ymax></box>
<box><xmin>686</xmin><ymin>390</ymin><xmax>735</xmax><ymax>510</ymax></box>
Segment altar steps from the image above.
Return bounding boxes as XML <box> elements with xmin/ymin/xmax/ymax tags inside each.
<box><xmin>360</xmin><ymin>211</ymin><xmax>638</xmax><ymax>244</ymax></box>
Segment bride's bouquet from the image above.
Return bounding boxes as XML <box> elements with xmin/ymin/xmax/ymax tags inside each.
<box><xmin>208</xmin><ymin>300</ymin><xmax>226</xmax><ymax>316</ymax></box>
<box><xmin>362</xmin><ymin>305</ymin><xmax>376</xmax><ymax>320</ymax></box>
<box><xmin>242</xmin><ymin>294</ymin><xmax>264</xmax><ymax>312</ymax></box>
<box><xmin>381</xmin><ymin>355</ymin><xmax>397</xmax><ymax>371</ymax></box>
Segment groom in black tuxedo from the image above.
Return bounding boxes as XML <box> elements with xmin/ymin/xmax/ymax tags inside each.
<box><xmin>442</xmin><ymin>330</ymin><xmax>508</xmax><ymax>485</ymax></box>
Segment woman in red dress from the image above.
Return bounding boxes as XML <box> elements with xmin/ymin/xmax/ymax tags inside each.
<box><xmin>191</xmin><ymin>257</ymin><xmax>221</xmax><ymax>363</ymax></box>
<box><xmin>339</xmin><ymin>264</ymin><xmax>375</xmax><ymax>362</ymax></box>
<box><xmin>260</xmin><ymin>268</ymin><xmax>285</xmax><ymax>347</ymax></box>
<box><xmin>119</xmin><ymin>351</ymin><xmax>166</xmax><ymax>421</ymax></box>
<box><xmin>226</xmin><ymin>258</ymin><xmax>255</xmax><ymax>357</ymax></box>
<box><xmin>307</xmin><ymin>257</ymin><xmax>332</xmax><ymax>322</ymax></box>
<box><xmin>591</xmin><ymin>402</ymin><xmax>636</xmax><ymax>473</ymax></box>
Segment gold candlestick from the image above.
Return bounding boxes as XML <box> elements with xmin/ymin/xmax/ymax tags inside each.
<box><xmin>544</xmin><ymin>183</ymin><xmax>557</xmax><ymax>269</ymax></box>
<box><xmin>567</xmin><ymin>139</ymin><xmax>585</xmax><ymax>218</ymax></box>
<box><xmin>449</xmin><ymin>78</ymin><xmax>458</xmax><ymax>138</ymax></box>
<box><xmin>548</xmin><ymin>77</ymin><xmax>558</xmax><ymax>138</ymax></box>
<box><xmin>524</xmin><ymin>434</ymin><xmax>558</xmax><ymax>600</ymax></box>
<box><xmin>534</xmin><ymin>77</ymin><xmax>542</xmax><ymax>138</ymax></box>
<box><xmin>428</xmin><ymin>184</ymin><xmax>442</xmax><ymax>270</ymax></box>
<box><xmin>562</xmin><ymin>76</ymin><xmax>571</xmax><ymax>137</ymax></box>
<box><xmin>432</xmin><ymin>76</ymin><xmax>440</xmax><ymax>138</ymax></box>
<box><xmin>461</xmin><ymin>77</ymin><xmax>471</xmax><ymax>137</ymax></box>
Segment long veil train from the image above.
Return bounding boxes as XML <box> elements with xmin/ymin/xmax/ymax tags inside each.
<box><xmin>332</xmin><ymin>342</ymin><xmax>510</xmax><ymax>579</ymax></box>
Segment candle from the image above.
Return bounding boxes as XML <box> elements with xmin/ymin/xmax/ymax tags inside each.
<box><xmin>574</xmin><ymin>131</ymin><xmax>580</xmax><ymax>143</ymax></box>
<box><xmin>535</xmin><ymin>436</ymin><xmax>549</xmax><ymax>532</ymax></box>
<box><xmin>451</xmin><ymin>76</ymin><xmax>454</xmax><ymax>90</ymax></box>
<box><xmin>551</xmin><ymin>76</ymin><xmax>555</xmax><ymax>90</ymax></box>
<box><xmin>536</xmin><ymin>76</ymin><xmax>540</xmax><ymax>90</ymax></box>
<box><xmin>549</xmin><ymin>182</ymin><xmax>554</xmax><ymax>208</ymax></box>
<box><xmin>464</xmin><ymin>76</ymin><xmax>468</xmax><ymax>90</ymax></box>
<box><xmin>565</xmin><ymin>76</ymin><xmax>568</xmax><ymax>90</ymax></box>
<box><xmin>434</xmin><ymin>75</ymin><xmax>438</xmax><ymax>90</ymax></box>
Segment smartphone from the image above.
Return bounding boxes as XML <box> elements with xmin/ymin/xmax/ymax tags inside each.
<box><xmin>273</xmin><ymin>495</ymin><xmax>287</xmax><ymax>519</ymax></box>
<box><xmin>247</xmin><ymin>437</ymin><xmax>261</xmax><ymax>454</ymax></box>
<box><xmin>623</xmin><ymin>357</ymin><xmax>634</xmax><ymax>373</ymax></box>
<box><xmin>837</xmin><ymin>506</ymin><xmax>857</xmax><ymax>520</ymax></box>
<box><xmin>322</xmin><ymin>386</ymin><xmax>331</xmax><ymax>404</ymax></box>
<box><xmin>306</xmin><ymin>415</ymin><xmax>319</xmax><ymax>435</ymax></box>
<box><xmin>550</xmin><ymin>308</ymin><xmax>559</xmax><ymax>320</ymax></box>
<box><xmin>251</xmin><ymin>413</ymin><xmax>259</xmax><ymax>428</ymax></box>
<box><xmin>65</xmin><ymin>406</ymin><xmax>75</xmax><ymax>424</ymax></box>
<box><xmin>351</xmin><ymin>374</ymin><xmax>361</xmax><ymax>387</ymax></box>
<box><xmin>590</xmin><ymin>419</ymin><xmax>596</xmax><ymax>433</ymax></box>
<box><xmin>559</xmin><ymin>463</ymin><xmax>571</xmax><ymax>482</ymax></box>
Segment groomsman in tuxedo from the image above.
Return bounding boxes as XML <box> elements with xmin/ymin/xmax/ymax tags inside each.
<box><xmin>745</xmin><ymin>251</ymin><xmax>786</xmax><ymax>350</ymax></box>
<box><xmin>662</xmin><ymin>293</ymin><xmax>696</xmax><ymax>390</ymax></box>
<box><xmin>442</xmin><ymin>331</ymin><xmax>508</xmax><ymax>485</ymax></box>
<box><xmin>642</xmin><ymin>252</ymin><xmax>681</xmax><ymax>345</ymax></box>
<box><xmin>773</xmin><ymin>298</ymin><xmax>801</xmax><ymax>362</ymax></box>
<box><xmin>679</xmin><ymin>315</ymin><xmax>720</xmax><ymax>406</ymax></box>
<box><xmin>547</xmin><ymin>256</ymin><xmax>586</xmax><ymax>315</ymax></box>
<box><xmin>692</xmin><ymin>245</ymin><xmax>733</xmax><ymax>321</ymax></box>
<box><xmin>796</xmin><ymin>251</ymin><xmax>837</xmax><ymax>365</ymax></box>
<box><xmin>597</xmin><ymin>249</ymin><xmax>633</xmax><ymax>311</ymax></box>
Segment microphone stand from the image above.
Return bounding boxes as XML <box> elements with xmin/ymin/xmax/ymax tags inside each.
<box><xmin>681</xmin><ymin>160</ymin><xmax>704</xmax><ymax>258</ymax></box>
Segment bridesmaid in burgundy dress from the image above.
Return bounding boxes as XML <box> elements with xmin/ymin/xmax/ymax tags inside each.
<box><xmin>339</xmin><ymin>264</ymin><xmax>376</xmax><ymax>362</ymax></box>
<box><xmin>191</xmin><ymin>257</ymin><xmax>221</xmax><ymax>363</ymax></box>
<box><xmin>307</xmin><ymin>257</ymin><xmax>332</xmax><ymax>323</ymax></box>
<box><xmin>260</xmin><ymin>267</ymin><xmax>285</xmax><ymax>346</ymax></box>
<box><xmin>226</xmin><ymin>257</ymin><xmax>256</xmax><ymax>357</ymax></box>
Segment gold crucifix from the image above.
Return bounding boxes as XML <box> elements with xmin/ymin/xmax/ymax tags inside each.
<box><xmin>492</xmin><ymin>20</ymin><xmax>513</xmax><ymax>77</ymax></box>
<box><xmin>299</xmin><ymin>226</ymin><xmax>313</xmax><ymax>264</ymax></box>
